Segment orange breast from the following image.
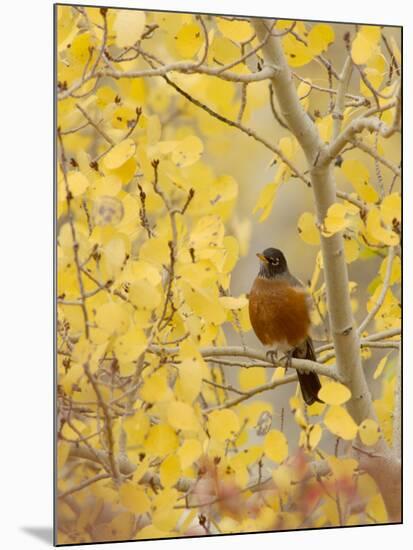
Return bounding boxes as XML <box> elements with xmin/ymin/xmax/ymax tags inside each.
<box><xmin>248</xmin><ymin>277</ymin><xmax>311</xmax><ymax>347</ymax></box>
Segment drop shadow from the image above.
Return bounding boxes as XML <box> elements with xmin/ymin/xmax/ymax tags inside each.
<box><xmin>21</xmin><ymin>526</ymin><xmax>54</xmax><ymax>545</ymax></box>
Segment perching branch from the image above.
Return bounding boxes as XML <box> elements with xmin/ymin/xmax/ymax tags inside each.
<box><xmin>150</xmin><ymin>344</ymin><xmax>342</xmax><ymax>381</ymax></box>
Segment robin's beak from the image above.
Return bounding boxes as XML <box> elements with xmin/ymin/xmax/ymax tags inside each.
<box><xmin>256</xmin><ymin>253</ymin><xmax>269</xmax><ymax>264</ymax></box>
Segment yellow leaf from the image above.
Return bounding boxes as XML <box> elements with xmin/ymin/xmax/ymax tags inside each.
<box><xmin>167</xmin><ymin>401</ymin><xmax>200</xmax><ymax>432</ymax></box>
<box><xmin>177</xmin><ymin>438</ymin><xmax>203</xmax><ymax>469</ymax></box>
<box><xmin>282</xmin><ymin>33</ymin><xmax>314</xmax><ymax>67</ymax></box>
<box><xmin>94</xmin><ymin>511</ymin><xmax>136</xmax><ymax>541</ymax></box>
<box><xmin>139</xmin><ymin>236</ymin><xmax>170</xmax><ymax>267</ymax></box>
<box><xmin>208</xmin><ymin>409</ymin><xmax>240</xmax><ymax>442</ymax></box>
<box><xmin>366</xmin><ymin>493</ymin><xmax>388</xmax><ymax>523</ymax></box>
<box><xmin>379</xmin><ymin>254</ymin><xmax>401</xmax><ymax>284</ymax></box>
<box><xmin>317</xmin><ymin>114</ymin><xmax>333</xmax><ymax>142</ymax></box>
<box><xmin>175</xmin><ymin>23</ymin><xmax>202</xmax><ymax>58</ymax></box>
<box><xmin>373</xmin><ymin>354</ymin><xmax>388</xmax><ymax>379</ymax></box>
<box><xmin>307</xmin><ymin>423</ymin><xmax>322</xmax><ymax>450</ymax></box>
<box><xmin>344</xmin><ymin>237</ymin><xmax>360</xmax><ymax>263</ymax></box>
<box><xmin>182</xmin><ymin>285</ymin><xmax>227</xmax><ymax>324</ymax></box>
<box><xmin>178</xmin><ymin>261</ymin><xmax>216</xmax><ymax>290</ymax></box>
<box><xmin>190</xmin><ymin>215</ymin><xmax>225</xmax><ymax>249</ymax></box>
<box><xmin>219</xmin><ymin>295</ymin><xmax>248</xmax><ymax>309</ymax></box>
<box><xmin>70</xmin><ymin>32</ymin><xmax>93</xmax><ymax>63</ymax></box>
<box><xmin>104</xmin><ymin>156</ymin><xmax>137</xmax><ymax>184</ymax></box>
<box><xmin>160</xmin><ymin>454</ymin><xmax>181</xmax><ymax>488</ymax></box>
<box><xmin>239</xmin><ymin>367</ymin><xmax>266</xmax><ymax>391</ymax></box>
<box><xmin>272</xmin><ymin>464</ymin><xmax>293</xmax><ymax>492</ymax></box>
<box><xmin>324</xmin><ymin>405</ymin><xmax>358</xmax><ymax>440</ymax></box>
<box><xmin>222</xmin><ymin>236</ymin><xmax>240</xmax><ymax>273</ymax></box>
<box><xmin>95</xmin><ymin>302</ymin><xmax>130</xmax><ymax>335</ymax></box>
<box><xmin>297</xmin><ymin>80</ymin><xmax>312</xmax><ymax>109</ymax></box>
<box><xmin>366</xmin><ymin>207</ymin><xmax>399</xmax><ymax>246</ymax></box>
<box><xmin>308</xmin><ymin>23</ymin><xmax>335</xmax><ymax>55</ymax></box>
<box><xmin>253</xmin><ymin>182</ymin><xmax>278</xmax><ymax>222</ymax></box>
<box><xmin>103</xmin><ymin>139</ymin><xmax>136</xmax><ymax>170</ymax></box>
<box><xmin>152</xmin><ymin>507</ymin><xmax>182</xmax><ymax>532</ymax></box>
<box><xmin>102</xmin><ymin>237</ymin><xmax>126</xmax><ymax>277</ymax></box>
<box><xmin>175</xmin><ymin>358</ymin><xmax>203</xmax><ymax>403</ymax></box>
<box><xmin>278</xmin><ymin>136</ymin><xmax>296</xmax><ymax>159</ymax></box>
<box><xmin>209</xmin><ymin>175</ymin><xmax>239</xmax><ymax>220</ymax></box>
<box><xmin>129</xmin><ymin>279</ymin><xmax>161</xmax><ymax>310</ymax></box>
<box><xmin>111</xmin><ymin>105</ymin><xmax>139</xmax><ymax>130</ymax></box>
<box><xmin>57</xmin><ymin>442</ymin><xmax>71</xmax><ymax>470</ymax></box>
<box><xmin>171</xmin><ymin>135</ymin><xmax>203</xmax><ymax>167</ymax></box>
<box><xmin>114</xmin><ymin>10</ymin><xmax>146</xmax><ymax>47</ymax></box>
<box><xmin>327</xmin><ymin>455</ymin><xmax>358</xmax><ymax>478</ymax></box>
<box><xmin>89</xmin><ymin>175</ymin><xmax>122</xmax><ymax>198</ymax></box>
<box><xmin>216</xmin><ymin>18</ymin><xmax>254</xmax><ymax>42</ymax></box>
<box><xmin>318</xmin><ymin>381</ymin><xmax>352</xmax><ymax>405</ymax></box>
<box><xmin>264</xmin><ymin>430</ymin><xmax>288</xmax><ymax>463</ymax></box>
<box><xmin>96</xmin><ymin>85</ymin><xmax>117</xmax><ymax>109</ymax></box>
<box><xmin>297</xmin><ymin>212</ymin><xmax>321</xmax><ymax>245</ymax></box>
<box><xmin>137</xmin><ymin>524</ymin><xmax>167</xmax><ymax>540</ymax></box>
<box><xmin>381</xmin><ymin>192</ymin><xmax>401</xmax><ymax>225</ymax></box>
<box><xmin>342</xmin><ymin>159</ymin><xmax>379</xmax><ymax>203</ymax></box>
<box><xmin>123</xmin><ymin>409</ymin><xmax>150</xmax><ymax>447</ymax></box>
<box><xmin>323</xmin><ymin>203</ymin><xmax>351</xmax><ymax>236</ymax></box>
<box><xmin>359</xmin><ymin>418</ymin><xmax>381</xmax><ymax>446</ymax></box>
<box><xmin>128</xmin><ymin>260</ymin><xmax>162</xmax><ymax>285</ymax></box>
<box><xmin>140</xmin><ymin>370</ymin><xmax>172</xmax><ymax>403</ymax></box>
<box><xmin>114</xmin><ymin>328</ymin><xmax>147</xmax><ymax>362</ymax></box>
<box><xmin>119</xmin><ymin>483</ymin><xmax>151</xmax><ymax>514</ymax></box>
<box><xmin>146</xmin><ymin>424</ymin><xmax>179</xmax><ymax>456</ymax></box>
<box><xmin>360</xmin><ymin>54</ymin><xmax>386</xmax><ymax>95</ymax></box>
<box><xmin>351</xmin><ymin>25</ymin><xmax>381</xmax><ymax>65</ymax></box>
<box><xmin>211</xmin><ymin>36</ymin><xmax>242</xmax><ymax>65</ymax></box>
<box><xmin>67</xmin><ymin>171</ymin><xmax>89</xmax><ymax>197</ymax></box>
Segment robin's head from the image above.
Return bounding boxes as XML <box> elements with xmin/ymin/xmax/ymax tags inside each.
<box><xmin>256</xmin><ymin>248</ymin><xmax>288</xmax><ymax>278</ymax></box>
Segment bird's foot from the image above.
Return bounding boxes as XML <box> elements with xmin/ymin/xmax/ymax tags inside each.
<box><xmin>266</xmin><ymin>349</ymin><xmax>278</xmax><ymax>365</ymax></box>
<box><xmin>266</xmin><ymin>349</ymin><xmax>294</xmax><ymax>371</ymax></box>
<box><xmin>279</xmin><ymin>350</ymin><xmax>293</xmax><ymax>372</ymax></box>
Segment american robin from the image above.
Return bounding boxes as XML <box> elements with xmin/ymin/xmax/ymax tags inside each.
<box><xmin>248</xmin><ymin>247</ymin><xmax>322</xmax><ymax>405</ymax></box>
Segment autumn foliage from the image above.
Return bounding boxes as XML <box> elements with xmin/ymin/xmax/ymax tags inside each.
<box><xmin>56</xmin><ymin>5</ymin><xmax>401</xmax><ymax>544</ymax></box>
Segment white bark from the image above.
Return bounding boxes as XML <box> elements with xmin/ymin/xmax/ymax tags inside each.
<box><xmin>252</xmin><ymin>19</ymin><xmax>374</xmax><ymax>423</ymax></box>
<box><xmin>252</xmin><ymin>18</ymin><xmax>401</xmax><ymax>522</ymax></box>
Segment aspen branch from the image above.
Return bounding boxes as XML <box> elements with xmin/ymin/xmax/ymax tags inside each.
<box><xmin>58</xmin><ymin>473</ymin><xmax>111</xmax><ymax>499</ymax></box>
<box><xmin>205</xmin><ymin>373</ymin><xmax>298</xmax><ymax>411</ymax></box>
<box><xmin>332</xmin><ymin>56</ymin><xmax>353</xmax><ymax>140</ymax></box>
<box><xmin>57</xmin><ymin>62</ymin><xmax>278</xmax><ymax>100</ymax></box>
<box><xmin>324</xmin><ymin>85</ymin><xmax>401</xmax><ymax>162</ymax></box>
<box><xmin>350</xmin><ymin>137</ymin><xmax>401</xmax><ymax>178</ymax></box>
<box><xmin>252</xmin><ymin>18</ymin><xmax>373</xmax><ymax>423</ymax></box>
<box><xmin>252</xmin><ymin>18</ymin><xmax>400</xmax><ymax>523</ymax></box>
<box><xmin>358</xmin><ymin>246</ymin><xmax>396</xmax><ymax>334</ymax></box>
<box><xmin>150</xmin><ymin>344</ymin><xmax>341</xmax><ymax>381</ymax></box>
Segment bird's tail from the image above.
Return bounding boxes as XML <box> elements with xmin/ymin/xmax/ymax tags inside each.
<box><xmin>293</xmin><ymin>337</ymin><xmax>323</xmax><ymax>406</ymax></box>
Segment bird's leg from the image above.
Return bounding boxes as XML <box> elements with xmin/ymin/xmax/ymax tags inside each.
<box><xmin>266</xmin><ymin>349</ymin><xmax>279</xmax><ymax>365</ymax></box>
<box><xmin>278</xmin><ymin>349</ymin><xmax>294</xmax><ymax>371</ymax></box>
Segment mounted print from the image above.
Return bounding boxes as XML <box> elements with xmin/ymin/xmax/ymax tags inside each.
<box><xmin>55</xmin><ymin>3</ymin><xmax>402</xmax><ymax>545</ymax></box>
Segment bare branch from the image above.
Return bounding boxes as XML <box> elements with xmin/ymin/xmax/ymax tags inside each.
<box><xmin>58</xmin><ymin>473</ymin><xmax>111</xmax><ymax>499</ymax></box>
<box><xmin>205</xmin><ymin>373</ymin><xmax>298</xmax><ymax>410</ymax></box>
<box><xmin>150</xmin><ymin>344</ymin><xmax>342</xmax><ymax>381</ymax></box>
<box><xmin>358</xmin><ymin>247</ymin><xmax>396</xmax><ymax>334</ymax></box>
